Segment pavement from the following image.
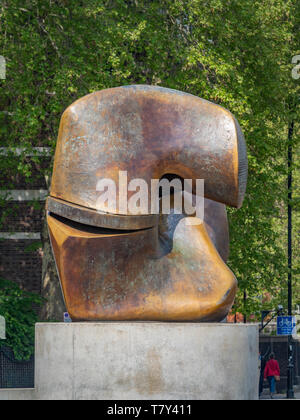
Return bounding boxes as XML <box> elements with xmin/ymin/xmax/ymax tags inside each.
<box><xmin>259</xmin><ymin>386</ymin><xmax>300</xmax><ymax>400</ymax></box>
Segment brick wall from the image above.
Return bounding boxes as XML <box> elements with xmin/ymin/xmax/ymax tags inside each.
<box><xmin>0</xmin><ymin>150</ymin><xmax>50</xmax><ymax>294</ymax></box>
<box><xmin>0</xmin><ymin>158</ymin><xmax>49</xmax><ymax>190</ymax></box>
<box><xmin>0</xmin><ymin>239</ymin><xmax>43</xmax><ymax>294</ymax></box>
<box><xmin>1</xmin><ymin>202</ymin><xmax>43</xmax><ymax>232</ymax></box>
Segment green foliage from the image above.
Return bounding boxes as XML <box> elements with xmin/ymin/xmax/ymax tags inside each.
<box><xmin>24</xmin><ymin>240</ymin><xmax>42</xmax><ymax>253</ymax></box>
<box><xmin>0</xmin><ymin>0</ymin><xmax>299</xmax><ymax>317</ymax></box>
<box><xmin>0</xmin><ymin>278</ymin><xmax>44</xmax><ymax>360</ymax></box>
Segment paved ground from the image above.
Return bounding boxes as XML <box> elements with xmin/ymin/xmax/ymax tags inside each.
<box><xmin>260</xmin><ymin>387</ymin><xmax>300</xmax><ymax>400</ymax></box>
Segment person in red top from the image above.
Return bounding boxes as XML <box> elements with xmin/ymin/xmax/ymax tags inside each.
<box><xmin>264</xmin><ymin>353</ymin><xmax>280</xmax><ymax>398</ymax></box>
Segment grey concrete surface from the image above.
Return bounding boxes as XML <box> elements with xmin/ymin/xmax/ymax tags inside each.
<box><xmin>0</xmin><ymin>388</ymin><xmax>35</xmax><ymax>400</ymax></box>
<box><xmin>0</xmin><ymin>322</ymin><xmax>259</xmax><ymax>400</ymax></box>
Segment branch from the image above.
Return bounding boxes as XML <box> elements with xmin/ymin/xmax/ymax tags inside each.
<box><xmin>37</xmin><ymin>19</ymin><xmax>62</xmax><ymax>59</ymax></box>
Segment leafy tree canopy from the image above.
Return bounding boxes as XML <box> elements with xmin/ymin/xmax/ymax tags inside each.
<box><xmin>0</xmin><ymin>0</ymin><xmax>299</xmax><ymax>319</ymax></box>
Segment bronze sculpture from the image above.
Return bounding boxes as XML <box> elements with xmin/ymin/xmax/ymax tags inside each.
<box><xmin>46</xmin><ymin>85</ymin><xmax>247</xmax><ymax>321</ymax></box>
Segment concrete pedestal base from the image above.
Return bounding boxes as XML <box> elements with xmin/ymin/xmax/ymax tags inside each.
<box><xmin>1</xmin><ymin>322</ymin><xmax>259</xmax><ymax>400</ymax></box>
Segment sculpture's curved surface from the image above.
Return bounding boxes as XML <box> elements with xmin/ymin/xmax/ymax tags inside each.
<box><xmin>47</xmin><ymin>85</ymin><xmax>247</xmax><ymax>321</ymax></box>
<box><xmin>50</xmin><ymin>85</ymin><xmax>247</xmax><ymax>219</ymax></box>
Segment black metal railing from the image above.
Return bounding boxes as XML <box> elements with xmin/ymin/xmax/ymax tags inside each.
<box><xmin>0</xmin><ymin>346</ymin><xmax>34</xmax><ymax>388</ymax></box>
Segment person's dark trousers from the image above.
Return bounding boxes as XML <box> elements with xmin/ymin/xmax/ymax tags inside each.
<box><xmin>259</xmin><ymin>371</ymin><xmax>264</xmax><ymax>396</ymax></box>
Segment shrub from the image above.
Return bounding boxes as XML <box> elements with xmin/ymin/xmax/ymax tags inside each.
<box><xmin>0</xmin><ymin>278</ymin><xmax>44</xmax><ymax>360</ymax></box>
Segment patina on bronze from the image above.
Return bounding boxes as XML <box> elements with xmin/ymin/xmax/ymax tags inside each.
<box><xmin>47</xmin><ymin>85</ymin><xmax>247</xmax><ymax>321</ymax></box>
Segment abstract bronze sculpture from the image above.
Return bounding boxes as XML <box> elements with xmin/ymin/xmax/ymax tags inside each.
<box><xmin>46</xmin><ymin>85</ymin><xmax>247</xmax><ymax>322</ymax></box>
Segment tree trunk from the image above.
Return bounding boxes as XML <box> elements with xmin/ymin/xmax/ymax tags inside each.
<box><xmin>39</xmin><ymin>210</ymin><xmax>66</xmax><ymax>321</ymax></box>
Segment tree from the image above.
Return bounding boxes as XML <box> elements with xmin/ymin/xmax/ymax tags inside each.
<box><xmin>0</xmin><ymin>0</ymin><xmax>299</xmax><ymax>321</ymax></box>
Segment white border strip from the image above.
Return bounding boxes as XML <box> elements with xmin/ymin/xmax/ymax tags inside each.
<box><xmin>0</xmin><ymin>232</ymin><xmax>41</xmax><ymax>240</ymax></box>
<box><xmin>0</xmin><ymin>147</ymin><xmax>51</xmax><ymax>156</ymax></box>
<box><xmin>0</xmin><ymin>190</ymin><xmax>48</xmax><ymax>201</ymax></box>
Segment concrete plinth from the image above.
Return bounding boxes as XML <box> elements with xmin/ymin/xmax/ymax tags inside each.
<box><xmin>0</xmin><ymin>322</ymin><xmax>259</xmax><ymax>400</ymax></box>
